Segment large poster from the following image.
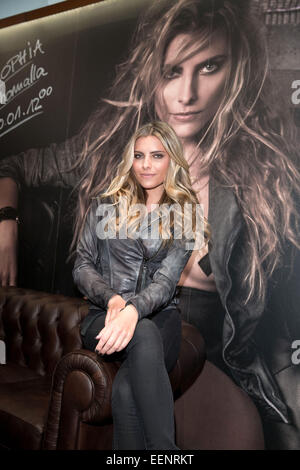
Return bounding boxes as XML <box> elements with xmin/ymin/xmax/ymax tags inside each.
<box><xmin>0</xmin><ymin>0</ymin><xmax>299</xmax><ymax>451</ymax></box>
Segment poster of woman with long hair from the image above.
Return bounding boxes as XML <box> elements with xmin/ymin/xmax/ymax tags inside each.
<box><xmin>0</xmin><ymin>0</ymin><xmax>299</xmax><ymax>450</ymax></box>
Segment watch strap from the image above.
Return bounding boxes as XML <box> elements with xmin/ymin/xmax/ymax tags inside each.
<box><xmin>0</xmin><ymin>206</ymin><xmax>19</xmax><ymax>223</ymax></box>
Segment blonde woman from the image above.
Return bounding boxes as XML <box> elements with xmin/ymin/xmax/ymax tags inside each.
<box><xmin>73</xmin><ymin>121</ymin><xmax>208</xmax><ymax>450</ymax></box>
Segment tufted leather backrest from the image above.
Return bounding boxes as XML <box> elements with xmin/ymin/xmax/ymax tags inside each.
<box><xmin>0</xmin><ymin>287</ymin><xmax>88</xmax><ymax>377</ymax></box>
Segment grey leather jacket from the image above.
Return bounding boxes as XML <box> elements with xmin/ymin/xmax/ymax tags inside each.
<box><xmin>72</xmin><ymin>197</ymin><xmax>194</xmax><ymax>331</ymax></box>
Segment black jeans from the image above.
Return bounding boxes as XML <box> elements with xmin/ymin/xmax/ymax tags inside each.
<box><xmin>81</xmin><ymin>307</ymin><xmax>181</xmax><ymax>450</ymax></box>
<box><xmin>175</xmin><ymin>285</ymin><xmax>230</xmax><ymax>375</ymax></box>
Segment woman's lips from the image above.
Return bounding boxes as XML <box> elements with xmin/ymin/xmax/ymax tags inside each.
<box><xmin>171</xmin><ymin>111</ymin><xmax>202</xmax><ymax>122</ymax></box>
<box><xmin>140</xmin><ymin>174</ymin><xmax>156</xmax><ymax>177</ymax></box>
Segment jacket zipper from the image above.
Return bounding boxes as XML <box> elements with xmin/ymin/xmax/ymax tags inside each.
<box><xmin>137</xmin><ymin>258</ymin><xmax>148</xmax><ymax>293</ymax></box>
<box><xmin>221</xmin><ymin>229</ymin><xmax>288</xmax><ymax>423</ymax></box>
<box><xmin>135</xmin><ymin>239</ymin><xmax>164</xmax><ymax>294</ymax></box>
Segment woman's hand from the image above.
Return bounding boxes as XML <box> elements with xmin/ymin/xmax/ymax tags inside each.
<box><xmin>95</xmin><ymin>304</ymin><xmax>138</xmax><ymax>355</ymax></box>
<box><xmin>105</xmin><ymin>294</ymin><xmax>126</xmax><ymax>326</ymax></box>
<box><xmin>0</xmin><ymin>220</ymin><xmax>18</xmax><ymax>286</ymax></box>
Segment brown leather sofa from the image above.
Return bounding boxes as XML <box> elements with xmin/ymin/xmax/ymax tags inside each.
<box><xmin>0</xmin><ymin>286</ymin><xmax>206</xmax><ymax>450</ymax></box>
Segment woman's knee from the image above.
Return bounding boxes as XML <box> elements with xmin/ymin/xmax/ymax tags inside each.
<box><xmin>81</xmin><ymin>331</ymin><xmax>97</xmax><ymax>352</ymax></box>
<box><xmin>126</xmin><ymin>319</ymin><xmax>165</xmax><ymax>365</ymax></box>
<box><xmin>81</xmin><ymin>314</ymin><xmax>106</xmax><ymax>351</ymax></box>
<box><xmin>134</xmin><ymin>318</ymin><xmax>161</xmax><ymax>342</ymax></box>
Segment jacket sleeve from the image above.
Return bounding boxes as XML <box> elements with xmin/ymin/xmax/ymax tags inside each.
<box><xmin>72</xmin><ymin>201</ymin><xmax>117</xmax><ymax>309</ymax></box>
<box><xmin>0</xmin><ymin>132</ymin><xmax>84</xmax><ymax>190</ymax></box>
<box><xmin>125</xmin><ymin>238</ymin><xmax>194</xmax><ymax>320</ymax></box>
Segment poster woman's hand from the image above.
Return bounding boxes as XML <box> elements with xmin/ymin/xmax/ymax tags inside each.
<box><xmin>0</xmin><ymin>220</ymin><xmax>18</xmax><ymax>286</ymax></box>
<box><xmin>105</xmin><ymin>294</ymin><xmax>126</xmax><ymax>326</ymax></box>
<box><xmin>95</xmin><ymin>304</ymin><xmax>138</xmax><ymax>355</ymax></box>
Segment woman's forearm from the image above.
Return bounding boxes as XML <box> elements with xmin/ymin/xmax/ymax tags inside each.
<box><xmin>0</xmin><ymin>177</ymin><xmax>18</xmax><ymax>208</ymax></box>
<box><xmin>0</xmin><ymin>178</ymin><xmax>19</xmax><ymax>285</ymax></box>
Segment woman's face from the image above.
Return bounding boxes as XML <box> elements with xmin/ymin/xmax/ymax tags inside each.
<box><xmin>155</xmin><ymin>31</ymin><xmax>230</xmax><ymax>143</ymax></box>
<box><xmin>132</xmin><ymin>135</ymin><xmax>170</xmax><ymax>191</ymax></box>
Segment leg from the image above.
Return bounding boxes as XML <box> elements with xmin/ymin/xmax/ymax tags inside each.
<box><xmin>81</xmin><ymin>311</ymin><xmax>146</xmax><ymax>449</ymax></box>
<box><xmin>176</xmin><ymin>286</ymin><xmax>230</xmax><ymax>374</ymax></box>
<box><xmin>80</xmin><ymin>310</ymin><xmax>107</xmax><ymax>351</ymax></box>
<box><xmin>111</xmin><ymin>362</ymin><xmax>146</xmax><ymax>450</ymax></box>
<box><xmin>123</xmin><ymin>308</ymin><xmax>181</xmax><ymax>450</ymax></box>
<box><xmin>81</xmin><ymin>307</ymin><xmax>181</xmax><ymax>450</ymax></box>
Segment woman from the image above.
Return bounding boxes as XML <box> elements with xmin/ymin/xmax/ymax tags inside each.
<box><xmin>0</xmin><ymin>0</ymin><xmax>299</xmax><ymax>449</ymax></box>
<box><xmin>73</xmin><ymin>120</ymin><xmax>206</xmax><ymax>450</ymax></box>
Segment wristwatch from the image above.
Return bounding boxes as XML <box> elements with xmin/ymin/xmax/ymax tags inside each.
<box><xmin>0</xmin><ymin>206</ymin><xmax>19</xmax><ymax>224</ymax></box>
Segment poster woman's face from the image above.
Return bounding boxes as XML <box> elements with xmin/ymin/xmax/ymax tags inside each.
<box><xmin>132</xmin><ymin>135</ymin><xmax>170</xmax><ymax>190</ymax></box>
<box><xmin>155</xmin><ymin>31</ymin><xmax>230</xmax><ymax>143</ymax></box>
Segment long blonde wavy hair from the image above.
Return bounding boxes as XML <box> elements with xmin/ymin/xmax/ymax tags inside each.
<box><xmin>97</xmin><ymin>121</ymin><xmax>209</xmax><ymax>248</ymax></box>
<box><xmin>71</xmin><ymin>0</ymin><xmax>300</xmax><ymax>304</ymax></box>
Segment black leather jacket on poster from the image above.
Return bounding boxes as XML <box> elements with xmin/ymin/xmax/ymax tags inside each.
<box><xmin>72</xmin><ymin>197</ymin><xmax>194</xmax><ymax>334</ymax></box>
<box><xmin>0</xmin><ymin>133</ymin><xmax>299</xmax><ymax>426</ymax></box>
<box><xmin>208</xmin><ymin>178</ymin><xmax>300</xmax><ymax>425</ymax></box>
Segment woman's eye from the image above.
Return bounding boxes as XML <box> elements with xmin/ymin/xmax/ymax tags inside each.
<box><xmin>200</xmin><ymin>62</ymin><xmax>219</xmax><ymax>74</ymax></box>
<box><xmin>134</xmin><ymin>153</ymin><xmax>143</xmax><ymax>159</ymax></box>
<box><xmin>163</xmin><ymin>67</ymin><xmax>181</xmax><ymax>80</ymax></box>
<box><xmin>153</xmin><ymin>153</ymin><xmax>164</xmax><ymax>159</ymax></box>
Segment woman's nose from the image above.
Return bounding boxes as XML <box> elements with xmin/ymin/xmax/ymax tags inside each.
<box><xmin>142</xmin><ymin>155</ymin><xmax>152</xmax><ymax>169</ymax></box>
<box><xmin>177</xmin><ymin>73</ymin><xmax>198</xmax><ymax>105</ymax></box>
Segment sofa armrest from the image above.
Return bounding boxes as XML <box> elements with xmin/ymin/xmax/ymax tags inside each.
<box><xmin>43</xmin><ymin>348</ymin><xmax>119</xmax><ymax>450</ymax></box>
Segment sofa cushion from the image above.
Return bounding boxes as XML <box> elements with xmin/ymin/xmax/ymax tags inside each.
<box><xmin>0</xmin><ymin>369</ymin><xmax>51</xmax><ymax>449</ymax></box>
